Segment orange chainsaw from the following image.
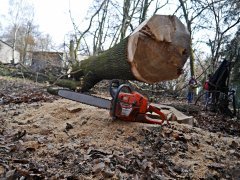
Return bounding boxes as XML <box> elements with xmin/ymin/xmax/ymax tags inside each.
<box><xmin>58</xmin><ymin>80</ymin><xmax>167</xmax><ymax>125</ymax></box>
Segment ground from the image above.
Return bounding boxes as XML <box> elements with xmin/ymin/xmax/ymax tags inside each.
<box><xmin>0</xmin><ymin>76</ymin><xmax>240</xmax><ymax>179</ymax></box>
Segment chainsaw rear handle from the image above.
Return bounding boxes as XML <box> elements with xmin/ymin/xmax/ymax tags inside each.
<box><xmin>145</xmin><ymin>105</ymin><xmax>167</xmax><ymax>125</ymax></box>
<box><xmin>109</xmin><ymin>79</ymin><xmax>120</xmax><ymax>98</ymax></box>
<box><xmin>110</xmin><ymin>80</ymin><xmax>132</xmax><ymax>119</ymax></box>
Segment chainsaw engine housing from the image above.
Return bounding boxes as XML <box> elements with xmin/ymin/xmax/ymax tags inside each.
<box><xmin>115</xmin><ymin>92</ymin><xmax>148</xmax><ymax>121</ymax></box>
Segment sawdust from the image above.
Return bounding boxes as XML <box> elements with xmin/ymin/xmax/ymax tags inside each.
<box><xmin>2</xmin><ymin>98</ymin><xmax>239</xmax><ymax>179</ymax></box>
<box><xmin>5</xmin><ymin>99</ymin><xmax>147</xmax><ymax>156</ymax></box>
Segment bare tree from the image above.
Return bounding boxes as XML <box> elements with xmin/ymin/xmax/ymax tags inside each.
<box><xmin>92</xmin><ymin>0</ymin><xmax>110</xmax><ymax>55</ymax></box>
<box><xmin>69</xmin><ymin>0</ymin><xmax>108</xmax><ymax>61</ymax></box>
<box><xmin>35</xmin><ymin>34</ymin><xmax>53</xmax><ymax>52</ymax></box>
<box><xmin>6</xmin><ymin>0</ymin><xmax>34</xmax><ymax>64</ymax></box>
<box><xmin>206</xmin><ymin>0</ymin><xmax>240</xmax><ymax>71</ymax></box>
<box><xmin>17</xmin><ymin>22</ymin><xmax>37</xmax><ymax>64</ymax></box>
<box><xmin>177</xmin><ymin>0</ymin><xmax>213</xmax><ymax>77</ymax></box>
<box><xmin>138</xmin><ymin>0</ymin><xmax>167</xmax><ymax>24</ymax></box>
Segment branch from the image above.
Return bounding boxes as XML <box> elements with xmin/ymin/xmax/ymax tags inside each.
<box><xmin>128</xmin><ymin>81</ymin><xmax>165</xmax><ymax>93</ymax></box>
<box><xmin>152</xmin><ymin>0</ymin><xmax>169</xmax><ymax>15</ymax></box>
<box><xmin>172</xmin><ymin>4</ymin><xmax>181</xmax><ymax>16</ymax></box>
<box><xmin>222</xmin><ymin>18</ymin><xmax>240</xmax><ymax>35</ymax></box>
<box><xmin>178</xmin><ymin>0</ymin><xmax>190</xmax><ymax>29</ymax></box>
<box><xmin>52</xmin><ymin>69</ymin><xmax>83</xmax><ymax>85</ymax></box>
<box><xmin>75</xmin><ymin>0</ymin><xmax>108</xmax><ymax>54</ymax></box>
<box><xmin>190</xmin><ymin>0</ymin><xmax>225</xmax><ymax>22</ymax></box>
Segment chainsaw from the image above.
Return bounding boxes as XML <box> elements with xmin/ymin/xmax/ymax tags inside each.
<box><xmin>58</xmin><ymin>80</ymin><xmax>168</xmax><ymax>125</ymax></box>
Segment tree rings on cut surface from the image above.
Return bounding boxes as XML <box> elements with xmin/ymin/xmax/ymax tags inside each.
<box><xmin>127</xmin><ymin>15</ymin><xmax>190</xmax><ymax>83</ymax></box>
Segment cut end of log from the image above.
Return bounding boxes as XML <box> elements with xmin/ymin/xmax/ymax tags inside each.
<box><xmin>127</xmin><ymin>15</ymin><xmax>190</xmax><ymax>83</ymax></box>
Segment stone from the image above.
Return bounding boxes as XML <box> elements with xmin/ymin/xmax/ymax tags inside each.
<box><xmin>229</xmin><ymin>140</ymin><xmax>238</xmax><ymax>149</ymax></box>
<box><xmin>102</xmin><ymin>169</ymin><xmax>115</xmax><ymax>178</ymax></box>
<box><xmin>229</xmin><ymin>150</ymin><xmax>240</xmax><ymax>158</ymax></box>
<box><xmin>0</xmin><ymin>165</ymin><xmax>5</xmax><ymax>175</ymax></box>
<box><xmin>231</xmin><ymin>167</ymin><xmax>240</xmax><ymax>180</ymax></box>
<box><xmin>65</xmin><ymin>123</ymin><xmax>73</xmax><ymax>131</ymax></box>
<box><xmin>92</xmin><ymin>162</ymin><xmax>105</xmax><ymax>173</ymax></box>
<box><xmin>47</xmin><ymin>143</ymin><xmax>54</xmax><ymax>150</ymax></box>
<box><xmin>207</xmin><ymin>163</ymin><xmax>225</xmax><ymax>170</ymax></box>
<box><xmin>5</xmin><ymin>169</ymin><xmax>16</xmax><ymax>179</ymax></box>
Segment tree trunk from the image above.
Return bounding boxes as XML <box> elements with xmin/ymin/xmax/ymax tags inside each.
<box><xmin>74</xmin><ymin>15</ymin><xmax>191</xmax><ymax>92</ymax></box>
<box><xmin>76</xmin><ymin>38</ymin><xmax>135</xmax><ymax>91</ymax></box>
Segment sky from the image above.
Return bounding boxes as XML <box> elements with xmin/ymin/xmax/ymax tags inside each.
<box><xmin>0</xmin><ymin>0</ymin><xmax>93</xmax><ymax>45</ymax></box>
<box><xmin>0</xmin><ymin>0</ymin><xmax>227</xmax><ymax>55</ymax></box>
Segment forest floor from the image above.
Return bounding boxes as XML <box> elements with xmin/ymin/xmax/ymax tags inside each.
<box><xmin>0</xmin><ymin>76</ymin><xmax>240</xmax><ymax>179</ymax></box>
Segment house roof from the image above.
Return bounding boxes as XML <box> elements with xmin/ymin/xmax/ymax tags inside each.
<box><xmin>0</xmin><ymin>39</ymin><xmax>13</xmax><ymax>48</ymax></box>
<box><xmin>32</xmin><ymin>51</ymin><xmax>63</xmax><ymax>55</ymax></box>
<box><xmin>32</xmin><ymin>51</ymin><xmax>63</xmax><ymax>63</ymax></box>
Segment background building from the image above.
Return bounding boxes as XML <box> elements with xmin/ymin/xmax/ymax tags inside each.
<box><xmin>0</xmin><ymin>40</ymin><xmax>20</xmax><ymax>64</ymax></box>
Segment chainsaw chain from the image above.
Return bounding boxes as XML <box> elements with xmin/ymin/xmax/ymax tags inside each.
<box><xmin>58</xmin><ymin>90</ymin><xmax>111</xmax><ymax>110</ymax></box>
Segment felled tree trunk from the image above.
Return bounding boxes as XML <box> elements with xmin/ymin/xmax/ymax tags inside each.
<box><xmin>73</xmin><ymin>15</ymin><xmax>190</xmax><ymax>92</ymax></box>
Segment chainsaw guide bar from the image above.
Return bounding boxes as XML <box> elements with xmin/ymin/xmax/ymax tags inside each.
<box><xmin>58</xmin><ymin>90</ymin><xmax>111</xmax><ymax>110</ymax></box>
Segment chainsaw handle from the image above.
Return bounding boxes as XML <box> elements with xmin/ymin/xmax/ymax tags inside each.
<box><xmin>109</xmin><ymin>79</ymin><xmax>120</xmax><ymax>98</ymax></box>
<box><xmin>144</xmin><ymin>105</ymin><xmax>167</xmax><ymax>125</ymax></box>
<box><xmin>110</xmin><ymin>83</ymin><xmax>132</xmax><ymax>119</ymax></box>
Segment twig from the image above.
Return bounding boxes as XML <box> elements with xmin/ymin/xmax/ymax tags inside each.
<box><xmin>52</xmin><ymin>69</ymin><xmax>83</xmax><ymax>85</ymax></box>
<box><xmin>36</xmin><ymin>72</ymin><xmax>39</xmax><ymax>83</ymax></box>
<box><xmin>12</xmin><ymin>130</ymin><xmax>26</xmax><ymax>141</ymax></box>
<box><xmin>128</xmin><ymin>81</ymin><xmax>164</xmax><ymax>93</ymax></box>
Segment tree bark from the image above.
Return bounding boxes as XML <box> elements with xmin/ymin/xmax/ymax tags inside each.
<box><xmin>75</xmin><ymin>38</ymin><xmax>135</xmax><ymax>91</ymax></box>
<box><xmin>73</xmin><ymin>15</ymin><xmax>191</xmax><ymax>92</ymax></box>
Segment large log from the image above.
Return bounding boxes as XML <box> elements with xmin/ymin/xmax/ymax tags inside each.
<box><xmin>73</xmin><ymin>15</ymin><xmax>190</xmax><ymax>92</ymax></box>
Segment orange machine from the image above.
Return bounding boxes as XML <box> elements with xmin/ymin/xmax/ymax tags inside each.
<box><xmin>110</xmin><ymin>81</ymin><xmax>167</xmax><ymax>124</ymax></box>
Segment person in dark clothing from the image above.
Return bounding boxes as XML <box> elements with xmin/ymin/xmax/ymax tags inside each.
<box><xmin>187</xmin><ymin>76</ymin><xmax>197</xmax><ymax>103</ymax></box>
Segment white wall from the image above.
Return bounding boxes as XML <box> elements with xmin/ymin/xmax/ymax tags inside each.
<box><xmin>0</xmin><ymin>41</ymin><xmax>20</xmax><ymax>64</ymax></box>
<box><xmin>77</xmin><ymin>54</ymin><xmax>89</xmax><ymax>61</ymax></box>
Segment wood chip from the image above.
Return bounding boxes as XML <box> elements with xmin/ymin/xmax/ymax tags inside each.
<box><xmin>66</xmin><ymin>105</ymin><xmax>82</xmax><ymax>113</ymax></box>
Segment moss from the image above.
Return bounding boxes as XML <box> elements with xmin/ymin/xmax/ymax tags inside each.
<box><xmin>0</xmin><ymin>63</ymin><xmax>15</xmax><ymax>76</ymax></box>
<box><xmin>54</xmin><ymin>79</ymin><xmax>81</xmax><ymax>90</ymax></box>
<box><xmin>77</xmin><ymin>37</ymin><xmax>135</xmax><ymax>91</ymax></box>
